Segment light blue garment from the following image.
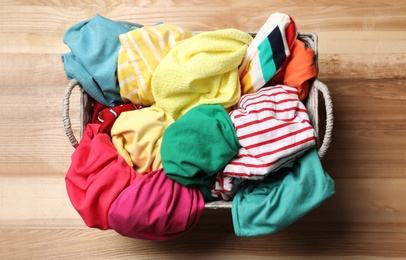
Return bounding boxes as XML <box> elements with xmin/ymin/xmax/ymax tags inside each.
<box><xmin>62</xmin><ymin>14</ymin><xmax>142</xmax><ymax>107</ymax></box>
<box><xmin>232</xmin><ymin>147</ymin><xmax>335</xmax><ymax>237</ymax></box>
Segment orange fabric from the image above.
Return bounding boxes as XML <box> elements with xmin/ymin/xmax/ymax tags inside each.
<box><xmin>268</xmin><ymin>40</ymin><xmax>317</xmax><ymax>100</ymax></box>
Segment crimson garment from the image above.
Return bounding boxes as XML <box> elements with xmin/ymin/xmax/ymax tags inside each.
<box><xmin>108</xmin><ymin>168</ymin><xmax>205</xmax><ymax>241</ymax></box>
<box><xmin>91</xmin><ymin>101</ymin><xmax>142</xmax><ymax>133</ymax></box>
<box><xmin>65</xmin><ymin>124</ymin><xmax>143</xmax><ymax>230</ymax></box>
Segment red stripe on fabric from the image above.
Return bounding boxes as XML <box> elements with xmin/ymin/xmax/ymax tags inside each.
<box><xmin>242</xmin><ymin>127</ymin><xmax>315</xmax><ymax>150</ymax></box>
<box><xmin>239</xmin><ymin>89</ymin><xmax>292</xmax><ymax>108</ymax></box>
<box><xmin>233</xmin><ymin>106</ymin><xmax>306</xmax><ymax>121</ymax></box>
<box><xmin>296</xmin><ymin>107</ymin><xmax>309</xmax><ymax>114</ymax></box>
<box><xmin>223</xmin><ymin>144</ymin><xmax>313</xmax><ymax>177</ymax></box>
<box><xmin>233</xmin><ymin>136</ymin><xmax>315</xmax><ymax>164</ymax></box>
<box><xmin>286</xmin><ymin>89</ymin><xmax>298</xmax><ymax>95</ymax></box>
<box><xmin>222</xmin><ymin>171</ymin><xmax>268</xmax><ymax>178</ymax></box>
<box><xmin>244</xmin><ymin>97</ymin><xmax>300</xmax><ymax>109</ymax></box>
<box><xmin>234</xmin><ymin>112</ymin><xmax>308</xmax><ymax>130</ymax></box>
<box><xmin>234</xmin><ymin>115</ymin><xmax>286</xmax><ymax>130</ymax></box>
<box><xmin>238</xmin><ymin>122</ymin><xmax>294</xmax><ymax>140</ymax></box>
<box><xmin>236</xmin><ymin>87</ymin><xmax>302</xmax><ymax>112</ymax></box>
<box><xmin>286</xmin><ymin>16</ymin><xmax>297</xmax><ymax>48</ymax></box>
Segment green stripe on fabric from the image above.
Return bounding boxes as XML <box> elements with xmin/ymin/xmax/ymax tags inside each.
<box><xmin>258</xmin><ymin>39</ymin><xmax>277</xmax><ymax>82</ymax></box>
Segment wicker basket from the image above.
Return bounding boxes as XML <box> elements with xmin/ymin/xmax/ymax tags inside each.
<box><xmin>62</xmin><ymin>32</ymin><xmax>334</xmax><ymax>209</ymax></box>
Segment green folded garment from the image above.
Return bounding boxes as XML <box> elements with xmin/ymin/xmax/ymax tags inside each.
<box><xmin>161</xmin><ymin>104</ymin><xmax>240</xmax><ymax>201</ymax></box>
<box><xmin>232</xmin><ymin>147</ymin><xmax>335</xmax><ymax>237</ymax></box>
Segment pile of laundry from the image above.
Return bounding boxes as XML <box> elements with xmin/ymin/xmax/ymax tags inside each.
<box><xmin>62</xmin><ymin>12</ymin><xmax>335</xmax><ymax>240</ymax></box>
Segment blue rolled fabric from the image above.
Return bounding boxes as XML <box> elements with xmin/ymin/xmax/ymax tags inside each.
<box><xmin>62</xmin><ymin>14</ymin><xmax>142</xmax><ymax>107</ymax></box>
<box><xmin>232</xmin><ymin>147</ymin><xmax>335</xmax><ymax>237</ymax></box>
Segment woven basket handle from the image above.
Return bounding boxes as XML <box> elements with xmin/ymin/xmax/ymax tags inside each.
<box><xmin>62</xmin><ymin>79</ymin><xmax>81</xmax><ymax>148</ymax></box>
<box><xmin>62</xmin><ymin>78</ymin><xmax>334</xmax><ymax>155</ymax></box>
<box><xmin>313</xmin><ymin>79</ymin><xmax>334</xmax><ymax>158</ymax></box>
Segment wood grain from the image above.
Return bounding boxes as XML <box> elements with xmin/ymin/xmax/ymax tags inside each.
<box><xmin>1</xmin><ymin>0</ymin><xmax>405</xmax><ymax>259</ymax></box>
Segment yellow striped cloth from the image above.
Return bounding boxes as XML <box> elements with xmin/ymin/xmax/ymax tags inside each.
<box><xmin>117</xmin><ymin>23</ymin><xmax>192</xmax><ymax>106</ymax></box>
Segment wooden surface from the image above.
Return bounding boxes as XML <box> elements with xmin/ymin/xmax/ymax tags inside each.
<box><xmin>1</xmin><ymin>1</ymin><xmax>405</xmax><ymax>259</ymax></box>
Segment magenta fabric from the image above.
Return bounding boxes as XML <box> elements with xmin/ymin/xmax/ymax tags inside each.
<box><xmin>65</xmin><ymin>124</ymin><xmax>143</xmax><ymax>230</ymax></box>
<box><xmin>108</xmin><ymin>168</ymin><xmax>205</xmax><ymax>240</ymax></box>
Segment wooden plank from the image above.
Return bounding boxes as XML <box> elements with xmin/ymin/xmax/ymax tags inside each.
<box><xmin>0</xmin><ymin>87</ymin><xmax>79</xmax><ymax>175</ymax></box>
<box><xmin>1</xmin><ymin>55</ymin><xmax>405</xmax><ymax>115</ymax></box>
<box><xmin>1</xmin><ymin>177</ymin><xmax>406</xmax><ymax>227</ymax></box>
<box><xmin>326</xmin><ymin>79</ymin><xmax>406</xmax><ymax>130</ymax></box>
<box><xmin>0</xmin><ymin>54</ymin><xmax>67</xmax><ymax>84</ymax></box>
<box><xmin>1</xmin><ymin>81</ymin><xmax>405</xmax><ymax>179</ymax></box>
<box><xmin>1</xmin><ymin>4</ymin><xmax>406</xmax><ymax>33</ymax></box>
<box><xmin>0</xmin><ymin>4</ymin><xmax>401</xmax><ymax>28</ymax></box>
<box><xmin>1</xmin><ymin>0</ymin><xmax>406</xmax><ymax>258</ymax></box>
<box><xmin>322</xmin><ymin>130</ymin><xmax>406</xmax><ymax>178</ymax></box>
<box><xmin>4</xmin><ymin>52</ymin><xmax>406</xmax><ymax>88</ymax></box>
<box><xmin>1</xmin><ymin>226</ymin><xmax>406</xmax><ymax>259</ymax></box>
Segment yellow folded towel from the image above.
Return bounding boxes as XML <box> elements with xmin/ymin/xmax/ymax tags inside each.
<box><xmin>117</xmin><ymin>23</ymin><xmax>192</xmax><ymax>106</ymax></box>
<box><xmin>151</xmin><ymin>28</ymin><xmax>253</xmax><ymax>120</ymax></box>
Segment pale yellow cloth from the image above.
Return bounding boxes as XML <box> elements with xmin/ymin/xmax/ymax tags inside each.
<box><xmin>151</xmin><ymin>29</ymin><xmax>253</xmax><ymax>120</ymax></box>
<box><xmin>117</xmin><ymin>23</ymin><xmax>192</xmax><ymax>106</ymax></box>
<box><xmin>111</xmin><ymin>107</ymin><xmax>174</xmax><ymax>174</ymax></box>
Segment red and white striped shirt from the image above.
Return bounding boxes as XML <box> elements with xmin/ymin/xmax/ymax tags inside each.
<box><xmin>212</xmin><ymin>85</ymin><xmax>316</xmax><ymax>200</ymax></box>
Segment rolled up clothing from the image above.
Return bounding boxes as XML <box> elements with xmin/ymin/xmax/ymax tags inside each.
<box><xmin>161</xmin><ymin>104</ymin><xmax>240</xmax><ymax>201</ymax></box>
<box><xmin>108</xmin><ymin>168</ymin><xmax>205</xmax><ymax>241</ymax></box>
<box><xmin>111</xmin><ymin>107</ymin><xmax>174</xmax><ymax>174</ymax></box>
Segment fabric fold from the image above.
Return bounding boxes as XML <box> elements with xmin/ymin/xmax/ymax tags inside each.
<box><xmin>91</xmin><ymin>101</ymin><xmax>142</xmax><ymax>134</ymax></box>
<box><xmin>232</xmin><ymin>147</ymin><xmax>335</xmax><ymax>237</ymax></box>
<box><xmin>152</xmin><ymin>28</ymin><xmax>253</xmax><ymax>120</ymax></box>
<box><xmin>117</xmin><ymin>23</ymin><xmax>192</xmax><ymax>106</ymax></box>
<box><xmin>62</xmin><ymin>14</ymin><xmax>141</xmax><ymax>107</ymax></box>
<box><xmin>161</xmin><ymin>104</ymin><xmax>240</xmax><ymax>201</ymax></box>
<box><xmin>239</xmin><ymin>12</ymin><xmax>297</xmax><ymax>94</ymax></box>
<box><xmin>268</xmin><ymin>39</ymin><xmax>317</xmax><ymax>100</ymax></box>
<box><xmin>212</xmin><ymin>85</ymin><xmax>316</xmax><ymax>200</ymax></box>
<box><xmin>108</xmin><ymin>168</ymin><xmax>205</xmax><ymax>241</ymax></box>
<box><xmin>65</xmin><ymin>124</ymin><xmax>143</xmax><ymax>230</ymax></box>
<box><xmin>111</xmin><ymin>107</ymin><xmax>174</xmax><ymax>174</ymax></box>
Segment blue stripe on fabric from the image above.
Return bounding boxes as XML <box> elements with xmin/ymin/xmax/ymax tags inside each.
<box><xmin>268</xmin><ymin>26</ymin><xmax>286</xmax><ymax>69</ymax></box>
<box><xmin>258</xmin><ymin>39</ymin><xmax>277</xmax><ymax>82</ymax></box>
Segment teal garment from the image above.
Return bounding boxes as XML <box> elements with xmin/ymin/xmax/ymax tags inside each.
<box><xmin>232</xmin><ymin>147</ymin><xmax>335</xmax><ymax>237</ymax></box>
<box><xmin>62</xmin><ymin>14</ymin><xmax>142</xmax><ymax>107</ymax></box>
<box><xmin>161</xmin><ymin>104</ymin><xmax>240</xmax><ymax>201</ymax></box>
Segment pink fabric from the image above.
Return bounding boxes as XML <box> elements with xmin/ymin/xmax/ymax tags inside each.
<box><xmin>108</xmin><ymin>168</ymin><xmax>205</xmax><ymax>241</ymax></box>
<box><xmin>65</xmin><ymin>124</ymin><xmax>143</xmax><ymax>230</ymax></box>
